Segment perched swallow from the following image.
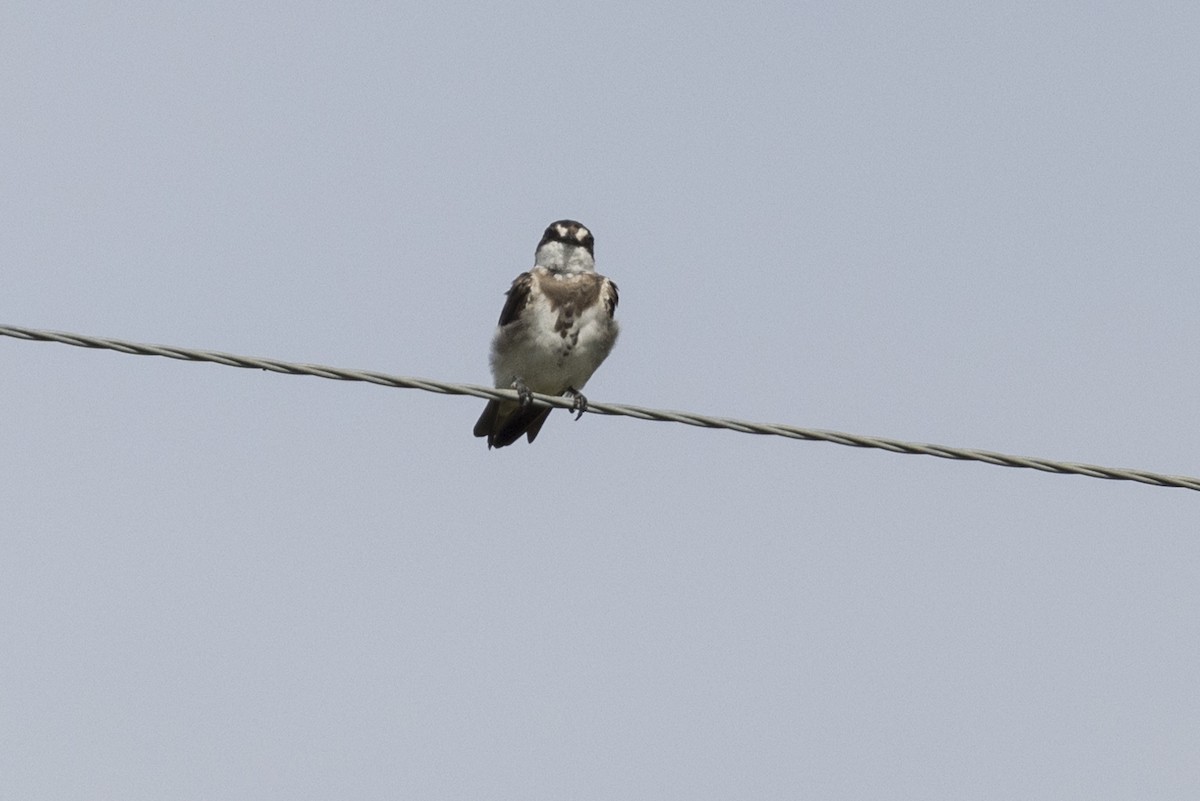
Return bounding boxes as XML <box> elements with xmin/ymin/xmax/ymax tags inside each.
<box><xmin>473</xmin><ymin>220</ymin><xmax>620</xmax><ymax>448</ymax></box>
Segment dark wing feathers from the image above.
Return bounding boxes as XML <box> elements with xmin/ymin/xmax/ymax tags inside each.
<box><xmin>604</xmin><ymin>280</ymin><xmax>618</xmax><ymax>317</ymax></box>
<box><xmin>497</xmin><ymin>272</ymin><xmax>534</xmax><ymax>327</ymax></box>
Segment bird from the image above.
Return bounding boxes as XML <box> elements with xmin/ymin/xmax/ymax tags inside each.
<box><xmin>473</xmin><ymin>220</ymin><xmax>620</xmax><ymax>448</ymax></box>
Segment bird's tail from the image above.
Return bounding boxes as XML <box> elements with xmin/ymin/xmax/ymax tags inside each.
<box><xmin>473</xmin><ymin>399</ymin><xmax>552</xmax><ymax>448</ymax></box>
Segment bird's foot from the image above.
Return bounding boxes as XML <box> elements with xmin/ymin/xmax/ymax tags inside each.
<box><xmin>513</xmin><ymin>377</ymin><xmax>533</xmax><ymax>408</ymax></box>
<box><xmin>564</xmin><ymin>388</ymin><xmax>588</xmax><ymax>420</ymax></box>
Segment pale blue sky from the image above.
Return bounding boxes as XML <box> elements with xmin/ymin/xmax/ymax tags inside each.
<box><xmin>3</xmin><ymin>3</ymin><xmax>1198</xmax><ymax>799</ymax></box>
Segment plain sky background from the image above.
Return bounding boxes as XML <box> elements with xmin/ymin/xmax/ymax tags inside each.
<box><xmin>2</xmin><ymin>3</ymin><xmax>1198</xmax><ymax>799</ymax></box>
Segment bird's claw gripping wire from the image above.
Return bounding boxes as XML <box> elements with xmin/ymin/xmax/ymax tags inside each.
<box><xmin>565</xmin><ymin>388</ymin><xmax>588</xmax><ymax>420</ymax></box>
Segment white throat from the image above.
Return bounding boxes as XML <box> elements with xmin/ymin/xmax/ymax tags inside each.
<box><xmin>534</xmin><ymin>241</ymin><xmax>595</xmax><ymax>275</ymax></box>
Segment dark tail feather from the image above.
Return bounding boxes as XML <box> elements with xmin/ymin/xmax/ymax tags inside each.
<box><xmin>474</xmin><ymin>400</ymin><xmax>553</xmax><ymax>449</ymax></box>
<box><xmin>473</xmin><ymin>400</ymin><xmax>501</xmax><ymax>439</ymax></box>
<box><xmin>520</xmin><ymin>407</ymin><xmax>551</xmax><ymax>444</ymax></box>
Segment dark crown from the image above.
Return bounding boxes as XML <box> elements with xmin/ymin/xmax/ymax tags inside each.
<box><xmin>538</xmin><ymin>220</ymin><xmax>594</xmax><ymax>257</ymax></box>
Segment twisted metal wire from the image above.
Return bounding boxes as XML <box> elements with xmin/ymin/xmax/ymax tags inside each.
<box><xmin>2</xmin><ymin>322</ymin><xmax>1197</xmax><ymax>492</ymax></box>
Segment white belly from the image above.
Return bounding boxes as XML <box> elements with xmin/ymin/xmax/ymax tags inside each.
<box><xmin>490</xmin><ymin>295</ymin><xmax>618</xmax><ymax>394</ymax></box>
